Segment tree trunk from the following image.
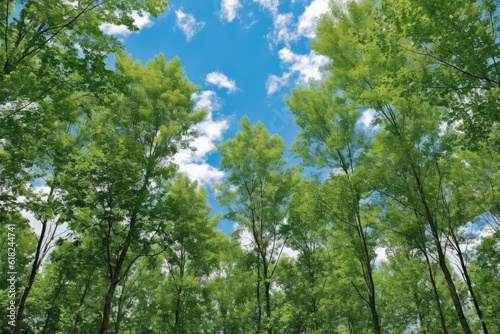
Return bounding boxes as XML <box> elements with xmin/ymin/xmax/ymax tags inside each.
<box><xmin>422</xmin><ymin>248</ymin><xmax>449</xmax><ymax>334</ymax></box>
<box><xmin>416</xmin><ymin>222</ymin><xmax>450</xmax><ymax>334</ymax></box>
<box><xmin>264</xmin><ymin>280</ymin><xmax>272</xmax><ymax>334</ymax></box>
<box><xmin>100</xmin><ymin>278</ymin><xmax>119</xmax><ymax>334</ymax></box>
<box><xmin>73</xmin><ymin>276</ymin><xmax>92</xmax><ymax>333</ymax></box>
<box><xmin>41</xmin><ymin>280</ymin><xmax>64</xmax><ymax>334</ymax></box>
<box><xmin>174</xmin><ymin>285</ymin><xmax>183</xmax><ymax>328</ymax></box>
<box><xmin>450</xmin><ymin>231</ymin><xmax>489</xmax><ymax>334</ymax></box>
<box><xmin>412</xmin><ymin>169</ymin><xmax>472</xmax><ymax>334</ymax></box>
<box><xmin>355</xmin><ymin>209</ymin><xmax>381</xmax><ymax>334</ymax></box>
<box><xmin>99</xmin><ymin>211</ymin><xmax>139</xmax><ymax>333</ymax></box>
<box><xmin>413</xmin><ymin>291</ymin><xmax>427</xmax><ymax>334</ymax></box>
<box><xmin>256</xmin><ymin>255</ymin><xmax>262</xmax><ymax>334</ymax></box>
<box><xmin>13</xmin><ymin>180</ymin><xmax>58</xmax><ymax>334</ymax></box>
<box><xmin>13</xmin><ymin>220</ymin><xmax>47</xmax><ymax>334</ymax></box>
<box><xmin>114</xmin><ymin>280</ymin><xmax>127</xmax><ymax>334</ymax></box>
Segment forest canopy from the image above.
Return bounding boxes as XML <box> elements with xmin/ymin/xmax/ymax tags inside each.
<box><xmin>0</xmin><ymin>0</ymin><xmax>499</xmax><ymax>333</ymax></box>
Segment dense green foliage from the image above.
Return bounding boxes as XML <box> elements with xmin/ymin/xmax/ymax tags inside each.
<box><xmin>1</xmin><ymin>0</ymin><xmax>499</xmax><ymax>333</ymax></box>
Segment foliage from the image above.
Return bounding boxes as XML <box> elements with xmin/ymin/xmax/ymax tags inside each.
<box><xmin>1</xmin><ymin>0</ymin><xmax>499</xmax><ymax>333</ymax></box>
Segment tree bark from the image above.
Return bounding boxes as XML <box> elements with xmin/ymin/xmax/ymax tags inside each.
<box><xmin>264</xmin><ymin>279</ymin><xmax>272</xmax><ymax>334</ymax></box>
<box><xmin>13</xmin><ymin>179</ymin><xmax>58</xmax><ymax>334</ymax></box>
<box><xmin>256</xmin><ymin>255</ymin><xmax>262</xmax><ymax>334</ymax></box>
<box><xmin>41</xmin><ymin>279</ymin><xmax>65</xmax><ymax>334</ymax></box>
<box><xmin>412</xmin><ymin>169</ymin><xmax>472</xmax><ymax>334</ymax></box>
<box><xmin>13</xmin><ymin>219</ymin><xmax>47</xmax><ymax>334</ymax></box>
<box><xmin>450</xmin><ymin>231</ymin><xmax>489</xmax><ymax>334</ymax></box>
<box><xmin>73</xmin><ymin>276</ymin><xmax>92</xmax><ymax>333</ymax></box>
<box><xmin>422</xmin><ymin>247</ymin><xmax>449</xmax><ymax>334</ymax></box>
<box><xmin>355</xmin><ymin>209</ymin><xmax>381</xmax><ymax>334</ymax></box>
<box><xmin>100</xmin><ymin>278</ymin><xmax>119</xmax><ymax>334</ymax></box>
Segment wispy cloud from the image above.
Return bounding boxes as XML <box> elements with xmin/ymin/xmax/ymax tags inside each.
<box><xmin>278</xmin><ymin>47</ymin><xmax>328</xmax><ymax>84</ymax></box>
<box><xmin>263</xmin><ymin>0</ymin><xmax>332</xmax><ymax>47</ymax></box>
<box><xmin>253</xmin><ymin>0</ymin><xmax>279</xmax><ymax>15</ymax></box>
<box><xmin>175</xmin><ymin>9</ymin><xmax>206</xmax><ymax>41</ymax></box>
<box><xmin>173</xmin><ymin>91</ymin><xmax>229</xmax><ymax>185</ymax></box>
<box><xmin>266</xmin><ymin>48</ymin><xmax>329</xmax><ymax>95</ymax></box>
<box><xmin>266</xmin><ymin>73</ymin><xmax>291</xmax><ymax>95</ymax></box>
<box><xmin>357</xmin><ymin>108</ymin><xmax>379</xmax><ymax>129</ymax></box>
<box><xmin>206</xmin><ymin>71</ymin><xmax>239</xmax><ymax>93</ymax></box>
<box><xmin>297</xmin><ymin>0</ymin><xmax>330</xmax><ymax>38</ymax></box>
<box><xmin>267</xmin><ymin>13</ymin><xmax>297</xmax><ymax>47</ymax></box>
<box><xmin>219</xmin><ymin>0</ymin><xmax>242</xmax><ymax>22</ymax></box>
<box><xmin>100</xmin><ymin>11</ymin><xmax>154</xmax><ymax>37</ymax></box>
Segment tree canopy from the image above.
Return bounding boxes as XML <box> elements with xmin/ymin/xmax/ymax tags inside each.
<box><xmin>1</xmin><ymin>0</ymin><xmax>499</xmax><ymax>333</ymax></box>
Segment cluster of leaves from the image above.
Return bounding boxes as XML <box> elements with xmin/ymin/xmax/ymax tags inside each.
<box><xmin>1</xmin><ymin>0</ymin><xmax>499</xmax><ymax>333</ymax></box>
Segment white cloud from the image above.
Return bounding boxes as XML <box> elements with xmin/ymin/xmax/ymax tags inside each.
<box><xmin>374</xmin><ymin>246</ymin><xmax>388</xmax><ymax>267</ymax></box>
<box><xmin>281</xmin><ymin>245</ymin><xmax>300</xmax><ymax>259</ymax></box>
<box><xmin>173</xmin><ymin>160</ymin><xmax>225</xmax><ymax>185</ymax></box>
<box><xmin>358</xmin><ymin>108</ymin><xmax>377</xmax><ymax>128</ymax></box>
<box><xmin>62</xmin><ymin>0</ymin><xmax>78</xmax><ymax>8</ymax></box>
<box><xmin>284</xmin><ymin>48</ymin><xmax>329</xmax><ymax>82</ymax></box>
<box><xmin>267</xmin><ymin>12</ymin><xmax>297</xmax><ymax>47</ymax></box>
<box><xmin>233</xmin><ymin>222</ymin><xmax>299</xmax><ymax>259</ymax></box>
<box><xmin>192</xmin><ymin>90</ymin><xmax>222</xmax><ymax>111</ymax></box>
<box><xmin>297</xmin><ymin>0</ymin><xmax>330</xmax><ymax>38</ymax></box>
<box><xmin>173</xmin><ymin>91</ymin><xmax>228</xmax><ymax>185</ymax></box>
<box><xmin>206</xmin><ymin>71</ymin><xmax>239</xmax><ymax>93</ymax></box>
<box><xmin>264</xmin><ymin>0</ymin><xmax>333</xmax><ymax>47</ymax></box>
<box><xmin>266</xmin><ymin>73</ymin><xmax>291</xmax><ymax>95</ymax></box>
<box><xmin>266</xmin><ymin>48</ymin><xmax>329</xmax><ymax>95</ymax></box>
<box><xmin>220</xmin><ymin>0</ymin><xmax>242</xmax><ymax>22</ymax></box>
<box><xmin>100</xmin><ymin>11</ymin><xmax>154</xmax><ymax>37</ymax></box>
<box><xmin>278</xmin><ymin>48</ymin><xmax>328</xmax><ymax>83</ymax></box>
<box><xmin>254</xmin><ymin>0</ymin><xmax>279</xmax><ymax>15</ymax></box>
<box><xmin>175</xmin><ymin>9</ymin><xmax>206</xmax><ymax>41</ymax></box>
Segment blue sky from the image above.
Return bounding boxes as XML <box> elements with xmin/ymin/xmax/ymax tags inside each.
<box><xmin>100</xmin><ymin>0</ymin><xmax>351</xmax><ymax>232</ymax></box>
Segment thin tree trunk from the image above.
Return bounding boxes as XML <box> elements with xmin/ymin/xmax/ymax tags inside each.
<box><xmin>73</xmin><ymin>277</ymin><xmax>92</xmax><ymax>333</ymax></box>
<box><xmin>13</xmin><ymin>180</ymin><xmax>57</xmax><ymax>334</ymax></box>
<box><xmin>422</xmin><ymin>248</ymin><xmax>449</xmax><ymax>334</ymax></box>
<box><xmin>100</xmin><ymin>278</ymin><xmax>118</xmax><ymax>334</ymax></box>
<box><xmin>99</xmin><ymin>209</ymin><xmax>140</xmax><ymax>333</ymax></box>
<box><xmin>449</xmin><ymin>231</ymin><xmax>489</xmax><ymax>334</ymax></box>
<box><xmin>416</xmin><ymin>222</ymin><xmax>450</xmax><ymax>334</ymax></box>
<box><xmin>347</xmin><ymin>317</ymin><xmax>353</xmax><ymax>334</ymax></box>
<box><xmin>413</xmin><ymin>291</ymin><xmax>427</xmax><ymax>334</ymax></box>
<box><xmin>355</xmin><ymin>209</ymin><xmax>381</xmax><ymax>334</ymax></box>
<box><xmin>13</xmin><ymin>219</ymin><xmax>47</xmax><ymax>334</ymax></box>
<box><xmin>114</xmin><ymin>281</ymin><xmax>127</xmax><ymax>334</ymax></box>
<box><xmin>264</xmin><ymin>279</ymin><xmax>272</xmax><ymax>334</ymax></box>
<box><xmin>412</xmin><ymin>169</ymin><xmax>472</xmax><ymax>334</ymax></box>
<box><xmin>41</xmin><ymin>280</ymin><xmax>64</xmax><ymax>334</ymax></box>
<box><xmin>174</xmin><ymin>285</ymin><xmax>183</xmax><ymax>328</ymax></box>
<box><xmin>337</xmin><ymin>148</ymin><xmax>381</xmax><ymax>334</ymax></box>
<box><xmin>256</xmin><ymin>255</ymin><xmax>262</xmax><ymax>334</ymax></box>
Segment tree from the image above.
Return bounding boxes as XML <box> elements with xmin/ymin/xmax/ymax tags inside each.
<box><xmin>207</xmin><ymin>235</ymin><xmax>257</xmax><ymax>334</ymax></box>
<box><xmin>0</xmin><ymin>212</ymin><xmax>36</xmax><ymax>333</ymax></box>
<box><xmin>25</xmin><ymin>237</ymin><xmax>107</xmax><ymax>333</ymax></box>
<box><xmin>1</xmin><ymin>1</ymin><xmax>168</xmax><ymax>332</ymax></box>
<box><xmin>153</xmin><ymin>175</ymin><xmax>218</xmax><ymax>334</ymax></box>
<box><xmin>273</xmin><ymin>179</ymin><xmax>341</xmax><ymax>333</ymax></box>
<box><xmin>11</xmin><ymin>106</ymin><xmax>86</xmax><ymax>334</ymax></box>
<box><xmin>0</xmin><ymin>0</ymin><xmax>168</xmax><ymax>203</ymax></box>
<box><xmin>287</xmin><ymin>78</ymin><xmax>381</xmax><ymax>333</ymax></box>
<box><xmin>380</xmin><ymin>0</ymin><xmax>500</xmax><ymax>147</ymax></box>
<box><xmin>61</xmin><ymin>52</ymin><xmax>204</xmax><ymax>333</ymax></box>
<box><xmin>376</xmin><ymin>250</ymin><xmax>461</xmax><ymax>333</ymax></box>
<box><xmin>471</xmin><ymin>232</ymin><xmax>500</xmax><ymax>332</ymax></box>
<box><xmin>217</xmin><ymin>116</ymin><xmax>297</xmax><ymax>334</ymax></box>
<box><xmin>310</xmin><ymin>1</ymin><xmax>484</xmax><ymax>332</ymax></box>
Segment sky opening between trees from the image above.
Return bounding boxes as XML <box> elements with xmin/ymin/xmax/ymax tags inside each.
<box><xmin>1</xmin><ymin>0</ymin><xmax>499</xmax><ymax>333</ymax></box>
